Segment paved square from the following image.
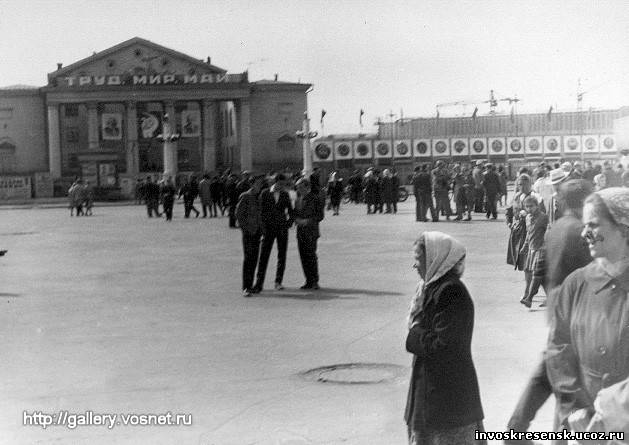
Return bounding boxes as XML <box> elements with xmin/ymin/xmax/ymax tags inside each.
<box><xmin>0</xmin><ymin>200</ymin><xmax>554</xmax><ymax>444</ymax></box>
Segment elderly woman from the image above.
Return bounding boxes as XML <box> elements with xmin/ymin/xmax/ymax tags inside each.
<box><xmin>546</xmin><ymin>187</ymin><xmax>629</xmax><ymax>442</ymax></box>
<box><xmin>405</xmin><ymin>231</ymin><xmax>485</xmax><ymax>445</ymax></box>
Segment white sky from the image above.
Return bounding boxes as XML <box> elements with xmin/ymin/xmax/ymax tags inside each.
<box><xmin>1</xmin><ymin>0</ymin><xmax>628</xmax><ymax>134</ymax></box>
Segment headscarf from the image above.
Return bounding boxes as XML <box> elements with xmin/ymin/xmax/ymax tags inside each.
<box><xmin>595</xmin><ymin>187</ymin><xmax>629</xmax><ymax>227</ymax></box>
<box><xmin>591</xmin><ymin>187</ymin><xmax>629</xmax><ymax>278</ymax></box>
<box><xmin>408</xmin><ymin>231</ymin><xmax>466</xmax><ymax>328</ymax></box>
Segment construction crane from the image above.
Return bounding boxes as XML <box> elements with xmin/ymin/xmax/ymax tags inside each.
<box><xmin>436</xmin><ymin>90</ymin><xmax>521</xmax><ymax>116</ymax></box>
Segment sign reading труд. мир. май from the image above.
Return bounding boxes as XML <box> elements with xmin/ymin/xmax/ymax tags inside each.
<box><xmin>55</xmin><ymin>73</ymin><xmax>244</xmax><ymax>88</ymax></box>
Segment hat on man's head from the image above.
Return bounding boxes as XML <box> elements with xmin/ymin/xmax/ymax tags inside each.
<box><xmin>550</xmin><ymin>168</ymin><xmax>568</xmax><ymax>185</ymax></box>
<box><xmin>475</xmin><ymin>160</ymin><xmax>483</xmax><ymax>166</ymax></box>
<box><xmin>561</xmin><ymin>162</ymin><xmax>572</xmax><ymax>172</ymax></box>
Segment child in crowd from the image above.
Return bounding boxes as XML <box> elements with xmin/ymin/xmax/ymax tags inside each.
<box><xmin>520</xmin><ymin>195</ymin><xmax>549</xmax><ymax>308</ymax></box>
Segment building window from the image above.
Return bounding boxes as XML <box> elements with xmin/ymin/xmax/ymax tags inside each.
<box><xmin>65</xmin><ymin>104</ymin><xmax>79</xmax><ymax>117</ymax></box>
<box><xmin>0</xmin><ymin>108</ymin><xmax>13</xmax><ymax>120</ymax></box>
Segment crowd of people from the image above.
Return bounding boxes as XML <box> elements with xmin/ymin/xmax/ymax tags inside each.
<box><xmin>408</xmin><ymin>160</ymin><xmax>508</xmax><ymax>222</ymax></box>
<box><xmin>407</xmin><ymin>194</ymin><xmax>629</xmax><ymax>444</ymax></box>
<box><xmin>404</xmin><ymin>157</ymin><xmax>629</xmax><ymax>444</ymax></box>
<box><xmin>67</xmin><ymin>178</ymin><xmax>95</xmax><ymax>217</ymax></box>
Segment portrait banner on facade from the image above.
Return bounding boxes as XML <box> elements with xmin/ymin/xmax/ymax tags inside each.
<box><xmin>451</xmin><ymin>138</ymin><xmax>469</xmax><ymax>157</ymax></box>
<box><xmin>101</xmin><ymin>113</ymin><xmax>122</xmax><ymax>140</ymax></box>
<box><xmin>181</xmin><ymin>110</ymin><xmax>201</xmax><ymax>137</ymax></box>
<box><xmin>313</xmin><ymin>142</ymin><xmax>333</xmax><ymax>162</ymax></box>
<box><xmin>334</xmin><ymin>141</ymin><xmax>353</xmax><ymax>160</ymax></box>
<box><xmin>432</xmin><ymin>139</ymin><xmax>450</xmax><ymax>157</ymax></box>
<box><xmin>488</xmin><ymin>137</ymin><xmax>506</xmax><ymax>156</ymax></box>
<box><xmin>469</xmin><ymin>138</ymin><xmax>488</xmax><ymax>157</ymax></box>
<box><xmin>524</xmin><ymin>136</ymin><xmax>543</xmax><ymax>156</ymax></box>
<box><xmin>140</xmin><ymin>112</ymin><xmax>160</xmax><ymax>139</ymax></box>
<box><xmin>374</xmin><ymin>140</ymin><xmax>392</xmax><ymax>158</ymax></box>
<box><xmin>543</xmin><ymin>136</ymin><xmax>561</xmax><ymax>156</ymax></box>
<box><xmin>562</xmin><ymin>135</ymin><xmax>581</xmax><ymax>155</ymax></box>
<box><xmin>413</xmin><ymin>139</ymin><xmax>431</xmax><ymax>158</ymax></box>
<box><xmin>353</xmin><ymin>140</ymin><xmax>373</xmax><ymax>159</ymax></box>
<box><xmin>507</xmin><ymin>137</ymin><xmax>525</xmax><ymax>156</ymax></box>
<box><xmin>600</xmin><ymin>134</ymin><xmax>617</xmax><ymax>154</ymax></box>
<box><xmin>582</xmin><ymin>135</ymin><xmax>600</xmax><ymax>154</ymax></box>
<box><xmin>393</xmin><ymin>139</ymin><xmax>412</xmax><ymax>158</ymax></box>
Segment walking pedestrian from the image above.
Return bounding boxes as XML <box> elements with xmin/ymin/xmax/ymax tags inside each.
<box><xmin>144</xmin><ymin>176</ymin><xmax>161</xmax><ymax>218</ymax></box>
<box><xmin>326</xmin><ymin>172</ymin><xmax>344</xmax><ymax>216</ymax></box>
<box><xmin>160</xmin><ymin>176</ymin><xmax>176</xmax><ymax>221</ymax></box>
<box><xmin>503</xmin><ymin>180</ymin><xmax>592</xmax><ymax>445</ymax></box>
<box><xmin>199</xmin><ymin>174</ymin><xmax>212</xmax><ymax>218</ymax></box>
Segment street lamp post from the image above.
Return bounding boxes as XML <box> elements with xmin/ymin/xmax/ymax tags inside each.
<box><xmin>296</xmin><ymin>111</ymin><xmax>318</xmax><ymax>177</ymax></box>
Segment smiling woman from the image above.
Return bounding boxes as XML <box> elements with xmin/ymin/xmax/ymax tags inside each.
<box><xmin>546</xmin><ymin>187</ymin><xmax>629</xmax><ymax>438</ymax></box>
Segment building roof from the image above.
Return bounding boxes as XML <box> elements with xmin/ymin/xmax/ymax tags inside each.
<box><xmin>0</xmin><ymin>84</ymin><xmax>39</xmax><ymax>90</ymax></box>
<box><xmin>48</xmin><ymin>36</ymin><xmax>227</xmax><ymax>79</ymax></box>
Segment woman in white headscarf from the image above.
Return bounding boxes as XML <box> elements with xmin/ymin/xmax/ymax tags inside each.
<box><xmin>405</xmin><ymin>232</ymin><xmax>486</xmax><ymax>445</ymax></box>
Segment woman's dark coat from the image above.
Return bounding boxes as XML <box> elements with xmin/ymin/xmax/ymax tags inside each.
<box><xmin>405</xmin><ymin>271</ymin><xmax>484</xmax><ymax>432</ymax></box>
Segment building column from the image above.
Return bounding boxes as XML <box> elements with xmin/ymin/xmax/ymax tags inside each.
<box><xmin>237</xmin><ymin>99</ymin><xmax>252</xmax><ymax>171</ymax></box>
<box><xmin>47</xmin><ymin>104</ymin><xmax>62</xmax><ymax>178</ymax></box>
<box><xmin>163</xmin><ymin>100</ymin><xmax>177</xmax><ymax>178</ymax></box>
<box><xmin>87</xmin><ymin>101</ymin><xmax>99</xmax><ymax>150</ymax></box>
<box><xmin>125</xmin><ymin>101</ymin><xmax>138</xmax><ymax>175</ymax></box>
<box><xmin>202</xmin><ymin>99</ymin><xmax>217</xmax><ymax>173</ymax></box>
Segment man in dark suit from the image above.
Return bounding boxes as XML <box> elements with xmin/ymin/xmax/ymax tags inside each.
<box><xmin>253</xmin><ymin>174</ymin><xmax>294</xmax><ymax>292</ymax></box>
<box><xmin>236</xmin><ymin>175</ymin><xmax>265</xmax><ymax>297</ymax></box>
<box><xmin>294</xmin><ymin>178</ymin><xmax>324</xmax><ymax>289</ymax></box>
<box><xmin>412</xmin><ymin>165</ymin><xmax>436</xmax><ymax>222</ymax></box>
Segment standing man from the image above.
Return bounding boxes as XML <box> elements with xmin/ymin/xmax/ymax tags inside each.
<box><xmin>198</xmin><ymin>174</ymin><xmax>212</xmax><ymax>218</ymax></box>
<box><xmin>432</xmin><ymin>160</ymin><xmax>452</xmax><ymax>221</ymax></box>
<box><xmin>472</xmin><ymin>160</ymin><xmax>485</xmax><ymax>213</ymax></box>
<box><xmin>294</xmin><ymin>178</ymin><xmax>324</xmax><ymax>290</ymax></box>
<box><xmin>236</xmin><ymin>174</ymin><xmax>265</xmax><ymax>297</ymax></box>
<box><xmin>412</xmin><ymin>165</ymin><xmax>436</xmax><ymax>222</ymax></box>
<box><xmin>253</xmin><ymin>173</ymin><xmax>294</xmax><ymax>292</ymax></box>
<box><xmin>144</xmin><ymin>176</ymin><xmax>161</xmax><ymax>218</ymax></box>
<box><xmin>226</xmin><ymin>174</ymin><xmax>240</xmax><ymax>228</ymax></box>
<box><xmin>160</xmin><ymin>176</ymin><xmax>177</xmax><ymax>221</ymax></box>
<box><xmin>482</xmin><ymin>163</ymin><xmax>502</xmax><ymax>220</ymax></box>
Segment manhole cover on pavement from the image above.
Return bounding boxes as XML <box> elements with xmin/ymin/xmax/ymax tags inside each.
<box><xmin>300</xmin><ymin>363</ymin><xmax>406</xmax><ymax>384</ymax></box>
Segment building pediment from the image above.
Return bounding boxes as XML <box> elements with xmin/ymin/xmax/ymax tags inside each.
<box><xmin>46</xmin><ymin>37</ymin><xmax>241</xmax><ymax>89</ymax></box>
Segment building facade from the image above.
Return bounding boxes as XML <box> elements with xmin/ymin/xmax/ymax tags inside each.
<box><xmin>313</xmin><ymin>108</ymin><xmax>629</xmax><ymax>182</ymax></box>
<box><xmin>0</xmin><ymin>37</ymin><xmax>310</xmax><ymax>198</ymax></box>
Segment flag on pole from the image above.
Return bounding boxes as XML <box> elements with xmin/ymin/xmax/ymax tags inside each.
<box><xmin>359</xmin><ymin>109</ymin><xmax>365</xmax><ymax>127</ymax></box>
<box><xmin>472</xmin><ymin>107</ymin><xmax>478</xmax><ymax>120</ymax></box>
<box><xmin>436</xmin><ymin>109</ymin><xmax>440</xmax><ymax>119</ymax></box>
<box><xmin>510</xmin><ymin>106</ymin><xmax>515</xmax><ymax>123</ymax></box>
<box><xmin>400</xmin><ymin>108</ymin><xmax>404</xmax><ymax>125</ymax></box>
<box><xmin>547</xmin><ymin>106</ymin><xmax>553</xmax><ymax>122</ymax></box>
<box><xmin>320</xmin><ymin>109</ymin><xmax>326</xmax><ymax>124</ymax></box>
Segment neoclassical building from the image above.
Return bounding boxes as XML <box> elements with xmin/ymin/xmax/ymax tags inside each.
<box><xmin>0</xmin><ymin>37</ymin><xmax>310</xmax><ymax>198</ymax></box>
